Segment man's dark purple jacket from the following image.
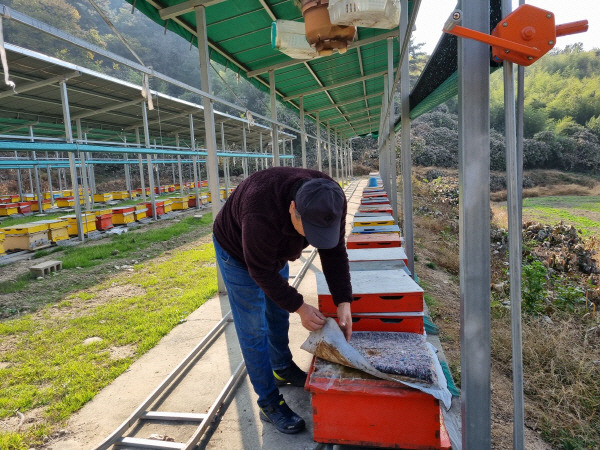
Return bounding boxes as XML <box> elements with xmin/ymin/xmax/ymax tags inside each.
<box><xmin>213</xmin><ymin>167</ymin><xmax>352</xmax><ymax>312</ymax></box>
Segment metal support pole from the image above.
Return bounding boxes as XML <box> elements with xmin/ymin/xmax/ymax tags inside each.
<box><xmin>15</xmin><ymin>151</ymin><xmax>23</xmax><ymax>200</ymax></box>
<box><xmin>124</xmin><ymin>137</ymin><xmax>133</xmax><ymax>200</ymax></box>
<box><xmin>76</xmin><ymin>119</ymin><xmax>91</xmax><ymax>211</ymax></box>
<box><xmin>502</xmin><ymin>1</ymin><xmax>525</xmax><ymax>448</ymax></box>
<box><xmin>60</xmin><ymin>81</ymin><xmax>84</xmax><ymax>242</ymax></box>
<box><xmin>335</xmin><ymin>132</ymin><xmax>340</xmax><ymax>182</ymax></box>
<box><xmin>381</xmin><ymin>78</ymin><xmax>390</xmax><ymax>196</ymax></box>
<box><xmin>142</xmin><ymin>101</ymin><xmax>157</xmax><ymax>220</ymax></box>
<box><xmin>260</xmin><ymin>133</ymin><xmax>265</xmax><ymax>170</ymax></box>
<box><xmin>316</xmin><ymin>111</ymin><xmax>322</xmax><ymax>172</ymax></box>
<box><xmin>221</xmin><ymin>122</ymin><xmax>229</xmax><ymax>199</ymax></box>
<box><xmin>56</xmin><ymin>152</ymin><xmax>63</xmax><ymax>193</ymax></box>
<box><xmin>300</xmin><ymin>96</ymin><xmax>307</xmax><ymax>168</ymax></box>
<box><xmin>400</xmin><ymin>0</ymin><xmax>414</xmax><ymax>272</ymax></box>
<box><xmin>269</xmin><ymin>70</ymin><xmax>279</xmax><ymax>167</ymax></box>
<box><xmin>387</xmin><ymin>38</ymin><xmax>398</xmax><ymax>221</ymax></box>
<box><xmin>195</xmin><ymin>6</ymin><xmax>222</xmax><ymax>257</ymax></box>
<box><xmin>242</xmin><ymin>127</ymin><xmax>248</xmax><ymax>178</ymax></box>
<box><xmin>340</xmin><ymin>138</ymin><xmax>345</xmax><ymax>186</ymax></box>
<box><xmin>153</xmin><ymin>139</ymin><xmax>161</xmax><ymax>193</ymax></box>
<box><xmin>189</xmin><ymin>114</ymin><xmax>201</xmax><ymax>210</ymax></box>
<box><xmin>136</xmin><ymin>128</ymin><xmax>146</xmax><ymax>202</ymax></box>
<box><xmin>327</xmin><ymin>122</ymin><xmax>332</xmax><ymax>177</ymax></box>
<box><xmin>176</xmin><ymin>134</ymin><xmax>184</xmax><ymax>196</ymax></box>
<box><xmin>29</xmin><ymin>126</ymin><xmax>43</xmax><ymax>214</ymax></box>
<box><xmin>45</xmin><ymin>151</ymin><xmax>53</xmax><ymax>207</ymax></box>
<box><xmin>458</xmin><ymin>1</ymin><xmax>491</xmax><ymax>447</ymax></box>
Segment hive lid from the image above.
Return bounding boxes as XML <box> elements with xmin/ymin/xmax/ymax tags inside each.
<box><xmin>316</xmin><ymin>269</ymin><xmax>422</xmax><ymax>295</ymax></box>
<box><xmin>347</xmin><ymin>247</ymin><xmax>408</xmax><ymax>262</ymax></box>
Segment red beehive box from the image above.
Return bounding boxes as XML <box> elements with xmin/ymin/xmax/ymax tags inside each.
<box><xmin>17</xmin><ymin>202</ymin><xmax>31</xmax><ymax>214</ymax></box>
<box><xmin>347</xmin><ymin>233</ymin><xmax>402</xmax><ymax>249</ymax></box>
<box><xmin>307</xmin><ymin>356</ymin><xmax>447</xmax><ymax>449</ymax></box>
<box><xmin>144</xmin><ymin>201</ymin><xmax>165</xmax><ymax>216</ymax></box>
<box><xmin>327</xmin><ymin>312</ymin><xmax>424</xmax><ymax>334</ymax></box>
<box><xmin>95</xmin><ymin>213</ymin><xmax>114</xmax><ymax>230</ymax></box>
<box><xmin>317</xmin><ymin>269</ymin><xmax>423</xmax><ymax>314</ymax></box>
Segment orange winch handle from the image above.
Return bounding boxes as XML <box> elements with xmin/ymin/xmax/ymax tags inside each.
<box><xmin>556</xmin><ymin>20</ymin><xmax>589</xmax><ymax>37</ymax></box>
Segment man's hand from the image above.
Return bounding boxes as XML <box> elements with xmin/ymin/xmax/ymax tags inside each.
<box><xmin>337</xmin><ymin>302</ymin><xmax>352</xmax><ymax>341</ymax></box>
<box><xmin>296</xmin><ymin>303</ymin><xmax>326</xmax><ymax>332</ymax></box>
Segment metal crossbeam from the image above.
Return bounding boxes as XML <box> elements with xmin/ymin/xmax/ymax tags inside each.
<box><xmin>158</xmin><ymin>0</ymin><xmax>226</xmax><ymax>20</ymax></box>
<box><xmin>283</xmin><ymin>71</ymin><xmax>386</xmax><ymax>101</ymax></box>
<box><xmin>0</xmin><ymin>71</ymin><xmax>80</xmax><ymax>99</ymax></box>
<box><xmin>71</xmin><ymin>99</ymin><xmax>144</xmax><ymax>120</ymax></box>
<box><xmin>304</xmin><ymin>92</ymin><xmax>383</xmax><ymax>114</ymax></box>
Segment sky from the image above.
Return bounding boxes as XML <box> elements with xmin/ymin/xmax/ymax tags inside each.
<box><xmin>412</xmin><ymin>0</ymin><xmax>599</xmax><ymax>54</ymax></box>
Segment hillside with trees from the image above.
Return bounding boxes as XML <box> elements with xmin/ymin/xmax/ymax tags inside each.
<box><xmin>412</xmin><ymin>45</ymin><xmax>600</xmax><ymax>175</ymax></box>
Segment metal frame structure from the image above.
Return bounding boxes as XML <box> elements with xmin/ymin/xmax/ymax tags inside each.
<box><xmin>0</xmin><ymin>0</ymin><xmax>537</xmax><ymax>447</ymax></box>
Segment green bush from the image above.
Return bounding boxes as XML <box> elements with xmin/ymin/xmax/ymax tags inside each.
<box><xmin>522</xmin><ymin>261</ymin><xmax>548</xmax><ymax>314</ymax></box>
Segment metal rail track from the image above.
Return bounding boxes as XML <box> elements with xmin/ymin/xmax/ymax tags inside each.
<box><xmin>96</xmin><ymin>178</ymin><xmax>361</xmax><ymax>449</ymax></box>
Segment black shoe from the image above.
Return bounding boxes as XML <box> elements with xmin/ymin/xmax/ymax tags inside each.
<box><xmin>273</xmin><ymin>361</ymin><xmax>307</xmax><ymax>387</ymax></box>
<box><xmin>260</xmin><ymin>395</ymin><xmax>306</xmax><ymax>434</ymax></box>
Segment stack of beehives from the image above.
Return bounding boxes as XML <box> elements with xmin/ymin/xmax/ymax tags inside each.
<box><xmin>307</xmin><ymin>173</ymin><xmax>450</xmax><ymax>449</ymax></box>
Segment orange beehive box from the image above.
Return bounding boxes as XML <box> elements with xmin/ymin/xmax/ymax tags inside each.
<box><xmin>307</xmin><ymin>356</ymin><xmax>447</xmax><ymax>449</ymax></box>
<box><xmin>316</xmin><ymin>270</ymin><xmax>423</xmax><ymax>314</ymax></box>
<box><xmin>327</xmin><ymin>312</ymin><xmax>424</xmax><ymax>334</ymax></box>
<box><xmin>347</xmin><ymin>233</ymin><xmax>402</xmax><ymax>249</ymax></box>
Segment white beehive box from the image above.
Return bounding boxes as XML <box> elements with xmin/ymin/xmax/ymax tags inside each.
<box><xmin>272</xmin><ymin>20</ymin><xmax>319</xmax><ymax>60</ymax></box>
<box><xmin>329</xmin><ymin>0</ymin><xmax>400</xmax><ymax>29</ymax></box>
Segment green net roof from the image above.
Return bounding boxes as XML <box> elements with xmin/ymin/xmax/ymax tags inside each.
<box><xmin>126</xmin><ymin>0</ymin><xmax>418</xmax><ymax>138</ymax></box>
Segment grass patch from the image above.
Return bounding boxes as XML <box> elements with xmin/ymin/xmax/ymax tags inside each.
<box><xmin>0</xmin><ymin>274</ymin><xmax>32</xmax><ymax>295</ymax></box>
<box><xmin>0</xmin><ymin>241</ymin><xmax>218</xmax><ymax>447</ymax></box>
<box><xmin>60</xmin><ymin>215</ymin><xmax>211</xmax><ymax>269</ymax></box>
<box><xmin>492</xmin><ymin>316</ymin><xmax>600</xmax><ymax>448</ymax></box>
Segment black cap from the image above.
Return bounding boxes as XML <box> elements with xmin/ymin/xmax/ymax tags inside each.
<box><xmin>295</xmin><ymin>178</ymin><xmax>345</xmax><ymax>249</ymax></box>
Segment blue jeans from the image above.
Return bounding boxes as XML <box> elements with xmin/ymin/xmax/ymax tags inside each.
<box><xmin>213</xmin><ymin>235</ymin><xmax>293</xmax><ymax>407</ymax></box>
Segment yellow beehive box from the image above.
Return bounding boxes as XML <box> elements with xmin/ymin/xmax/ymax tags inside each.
<box><xmin>62</xmin><ymin>190</ymin><xmax>73</xmax><ymax>196</ymax></box>
<box><xmin>3</xmin><ymin>223</ymin><xmax>48</xmax><ymax>235</ymax></box>
<box><xmin>134</xmin><ymin>204</ymin><xmax>147</xmax><ymax>221</ymax></box>
<box><xmin>59</xmin><ymin>213</ymin><xmax>97</xmax><ymax>236</ymax></box>
<box><xmin>94</xmin><ymin>209</ymin><xmax>112</xmax><ymax>217</ymax></box>
<box><xmin>112</xmin><ymin>206</ymin><xmax>135</xmax><ymax>225</ymax></box>
<box><xmin>111</xmin><ymin>191</ymin><xmax>130</xmax><ymax>200</ymax></box>
<box><xmin>163</xmin><ymin>199</ymin><xmax>173</xmax><ymax>213</ymax></box>
<box><xmin>22</xmin><ymin>193</ymin><xmax>37</xmax><ymax>201</ymax></box>
<box><xmin>170</xmin><ymin>197</ymin><xmax>188</xmax><ymax>210</ymax></box>
<box><xmin>93</xmin><ymin>193</ymin><xmax>113</xmax><ymax>202</ymax></box>
<box><xmin>0</xmin><ymin>230</ymin><xmax>5</xmax><ymax>255</ymax></box>
<box><xmin>30</xmin><ymin>219</ymin><xmax>69</xmax><ymax>242</ymax></box>
<box><xmin>9</xmin><ymin>195</ymin><xmax>20</xmax><ymax>202</ymax></box>
<box><xmin>30</xmin><ymin>200</ymin><xmax>52</xmax><ymax>212</ymax></box>
<box><xmin>42</xmin><ymin>192</ymin><xmax>53</xmax><ymax>200</ymax></box>
<box><xmin>2</xmin><ymin>226</ymin><xmax>51</xmax><ymax>251</ymax></box>
<box><xmin>0</xmin><ymin>203</ymin><xmax>18</xmax><ymax>216</ymax></box>
<box><xmin>56</xmin><ymin>197</ymin><xmax>75</xmax><ymax>208</ymax></box>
